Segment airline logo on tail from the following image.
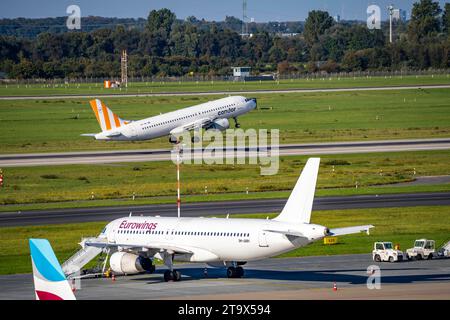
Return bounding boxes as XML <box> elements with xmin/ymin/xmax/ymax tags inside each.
<box><xmin>89</xmin><ymin>99</ymin><xmax>129</xmax><ymax>132</ymax></box>
<box><xmin>29</xmin><ymin>239</ymin><xmax>76</xmax><ymax>300</ymax></box>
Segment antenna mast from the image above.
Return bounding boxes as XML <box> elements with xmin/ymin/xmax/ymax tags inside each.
<box><xmin>242</xmin><ymin>0</ymin><xmax>248</xmax><ymax>35</ymax></box>
<box><xmin>121</xmin><ymin>49</ymin><xmax>128</xmax><ymax>88</ymax></box>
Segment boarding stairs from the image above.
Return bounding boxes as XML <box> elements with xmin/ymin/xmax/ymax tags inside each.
<box><xmin>438</xmin><ymin>239</ymin><xmax>450</xmax><ymax>257</ymax></box>
<box><xmin>62</xmin><ymin>237</ymin><xmax>108</xmax><ymax>276</ymax></box>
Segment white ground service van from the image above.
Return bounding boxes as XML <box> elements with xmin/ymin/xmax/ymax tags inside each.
<box><xmin>372</xmin><ymin>242</ymin><xmax>404</xmax><ymax>262</ymax></box>
<box><xmin>406</xmin><ymin>239</ymin><xmax>435</xmax><ymax>260</ymax></box>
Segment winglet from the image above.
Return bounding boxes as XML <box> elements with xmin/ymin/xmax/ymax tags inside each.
<box><xmin>273</xmin><ymin>158</ymin><xmax>320</xmax><ymax>224</ymax></box>
<box><xmin>29</xmin><ymin>239</ymin><xmax>76</xmax><ymax>300</ymax></box>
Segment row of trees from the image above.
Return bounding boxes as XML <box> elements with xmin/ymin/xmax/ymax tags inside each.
<box><xmin>0</xmin><ymin>0</ymin><xmax>449</xmax><ymax>79</ymax></box>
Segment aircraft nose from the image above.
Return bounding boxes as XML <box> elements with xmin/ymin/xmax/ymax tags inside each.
<box><xmin>250</xmin><ymin>98</ymin><xmax>257</xmax><ymax>109</ymax></box>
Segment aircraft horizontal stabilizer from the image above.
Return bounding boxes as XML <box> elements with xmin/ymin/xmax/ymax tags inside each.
<box><xmin>106</xmin><ymin>132</ymin><xmax>122</xmax><ymax>138</ymax></box>
<box><xmin>328</xmin><ymin>225</ymin><xmax>374</xmax><ymax>236</ymax></box>
<box><xmin>263</xmin><ymin>229</ymin><xmax>306</xmax><ymax>238</ymax></box>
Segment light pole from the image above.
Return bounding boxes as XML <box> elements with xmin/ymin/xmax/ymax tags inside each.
<box><xmin>388</xmin><ymin>5</ymin><xmax>394</xmax><ymax>43</ymax></box>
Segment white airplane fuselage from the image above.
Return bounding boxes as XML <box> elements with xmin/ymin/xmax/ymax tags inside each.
<box><xmin>81</xmin><ymin>158</ymin><xmax>372</xmax><ymax>281</ymax></box>
<box><xmin>102</xmin><ymin>216</ymin><xmax>328</xmax><ymax>263</ymax></box>
<box><xmin>94</xmin><ymin>96</ymin><xmax>257</xmax><ymax>141</ymax></box>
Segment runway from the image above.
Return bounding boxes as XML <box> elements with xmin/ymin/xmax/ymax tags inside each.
<box><xmin>1</xmin><ymin>84</ymin><xmax>449</xmax><ymax>100</ymax></box>
<box><xmin>1</xmin><ymin>192</ymin><xmax>449</xmax><ymax>227</ymax></box>
<box><xmin>1</xmin><ymin>254</ymin><xmax>449</xmax><ymax>300</ymax></box>
<box><xmin>1</xmin><ymin>138</ymin><xmax>450</xmax><ymax>167</ymax></box>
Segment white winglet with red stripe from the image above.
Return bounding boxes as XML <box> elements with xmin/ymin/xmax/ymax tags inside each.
<box><xmin>89</xmin><ymin>99</ymin><xmax>130</xmax><ymax>132</ymax></box>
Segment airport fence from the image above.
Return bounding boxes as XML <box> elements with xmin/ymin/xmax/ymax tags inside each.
<box><xmin>1</xmin><ymin>68</ymin><xmax>449</xmax><ymax>85</ymax></box>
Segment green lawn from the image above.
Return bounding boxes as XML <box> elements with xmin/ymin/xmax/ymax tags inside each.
<box><xmin>1</xmin><ymin>150</ymin><xmax>450</xmax><ymax>208</ymax></box>
<box><xmin>1</xmin><ymin>205</ymin><xmax>448</xmax><ymax>275</ymax></box>
<box><xmin>0</xmin><ymin>87</ymin><xmax>449</xmax><ymax>154</ymax></box>
<box><xmin>1</xmin><ymin>74</ymin><xmax>449</xmax><ymax>97</ymax></box>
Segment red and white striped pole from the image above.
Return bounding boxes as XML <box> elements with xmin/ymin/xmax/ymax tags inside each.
<box><xmin>177</xmin><ymin>152</ymin><xmax>181</xmax><ymax>218</ymax></box>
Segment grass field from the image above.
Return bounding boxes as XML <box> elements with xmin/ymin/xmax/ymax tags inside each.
<box><xmin>0</xmin><ymin>74</ymin><xmax>449</xmax><ymax>97</ymax></box>
<box><xmin>1</xmin><ymin>150</ymin><xmax>450</xmax><ymax>209</ymax></box>
<box><xmin>1</xmin><ymin>205</ymin><xmax>448</xmax><ymax>275</ymax></box>
<box><xmin>0</xmin><ymin>88</ymin><xmax>449</xmax><ymax>154</ymax></box>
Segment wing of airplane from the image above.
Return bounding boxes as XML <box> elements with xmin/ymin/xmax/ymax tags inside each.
<box><xmin>84</xmin><ymin>240</ymin><xmax>193</xmax><ymax>255</ymax></box>
<box><xmin>328</xmin><ymin>225</ymin><xmax>374</xmax><ymax>236</ymax></box>
<box><xmin>170</xmin><ymin>117</ymin><xmax>214</xmax><ymax>135</ymax></box>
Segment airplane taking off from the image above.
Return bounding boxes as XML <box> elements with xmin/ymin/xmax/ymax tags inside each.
<box><xmin>82</xmin><ymin>96</ymin><xmax>257</xmax><ymax>143</ymax></box>
<box><xmin>29</xmin><ymin>239</ymin><xmax>76</xmax><ymax>300</ymax></box>
<box><xmin>79</xmin><ymin>158</ymin><xmax>373</xmax><ymax>282</ymax></box>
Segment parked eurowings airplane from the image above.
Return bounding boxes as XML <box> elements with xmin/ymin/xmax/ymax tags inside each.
<box><xmin>80</xmin><ymin>158</ymin><xmax>373</xmax><ymax>282</ymax></box>
<box><xmin>29</xmin><ymin>239</ymin><xmax>76</xmax><ymax>300</ymax></box>
<box><xmin>82</xmin><ymin>96</ymin><xmax>257</xmax><ymax>143</ymax></box>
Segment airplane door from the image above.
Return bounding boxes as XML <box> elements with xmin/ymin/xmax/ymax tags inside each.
<box><xmin>258</xmin><ymin>231</ymin><xmax>269</xmax><ymax>247</ymax></box>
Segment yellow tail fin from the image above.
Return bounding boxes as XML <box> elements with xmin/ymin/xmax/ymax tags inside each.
<box><xmin>89</xmin><ymin>99</ymin><xmax>129</xmax><ymax>132</ymax></box>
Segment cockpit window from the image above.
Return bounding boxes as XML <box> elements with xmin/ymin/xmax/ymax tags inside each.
<box><xmin>101</xmin><ymin>227</ymin><xmax>106</xmax><ymax>234</ymax></box>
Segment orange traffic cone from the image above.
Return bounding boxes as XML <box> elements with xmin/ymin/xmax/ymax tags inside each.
<box><xmin>112</xmin><ymin>273</ymin><xmax>116</xmax><ymax>282</ymax></box>
<box><xmin>333</xmin><ymin>282</ymin><xmax>337</xmax><ymax>291</ymax></box>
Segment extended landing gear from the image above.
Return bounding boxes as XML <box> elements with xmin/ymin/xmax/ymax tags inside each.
<box><xmin>233</xmin><ymin>117</ymin><xmax>241</xmax><ymax>128</ymax></box>
<box><xmin>227</xmin><ymin>266</ymin><xmax>244</xmax><ymax>278</ymax></box>
<box><xmin>163</xmin><ymin>269</ymin><xmax>182</xmax><ymax>282</ymax></box>
<box><xmin>162</xmin><ymin>252</ymin><xmax>182</xmax><ymax>282</ymax></box>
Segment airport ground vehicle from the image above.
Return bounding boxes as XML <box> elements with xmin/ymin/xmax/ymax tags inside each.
<box><xmin>372</xmin><ymin>242</ymin><xmax>404</xmax><ymax>262</ymax></box>
<box><xmin>406</xmin><ymin>239</ymin><xmax>435</xmax><ymax>260</ymax></box>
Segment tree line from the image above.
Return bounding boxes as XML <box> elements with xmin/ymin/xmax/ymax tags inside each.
<box><xmin>0</xmin><ymin>0</ymin><xmax>449</xmax><ymax>80</ymax></box>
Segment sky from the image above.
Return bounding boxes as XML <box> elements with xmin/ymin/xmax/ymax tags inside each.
<box><xmin>0</xmin><ymin>0</ymin><xmax>448</xmax><ymax>22</ymax></box>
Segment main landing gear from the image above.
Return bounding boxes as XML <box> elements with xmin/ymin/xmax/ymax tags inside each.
<box><xmin>233</xmin><ymin>117</ymin><xmax>241</xmax><ymax>128</ymax></box>
<box><xmin>162</xmin><ymin>252</ymin><xmax>182</xmax><ymax>282</ymax></box>
<box><xmin>227</xmin><ymin>266</ymin><xmax>244</xmax><ymax>278</ymax></box>
<box><xmin>163</xmin><ymin>269</ymin><xmax>182</xmax><ymax>282</ymax></box>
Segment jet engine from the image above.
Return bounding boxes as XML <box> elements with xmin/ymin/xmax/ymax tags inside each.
<box><xmin>206</xmin><ymin>118</ymin><xmax>230</xmax><ymax>131</ymax></box>
<box><xmin>109</xmin><ymin>252</ymin><xmax>154</xmax><ymax>274</ymax></box>
<box><xmin>169</xmin><ymin>135</ymin><xmax>179</xmax><ymax>144</ymax></box>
